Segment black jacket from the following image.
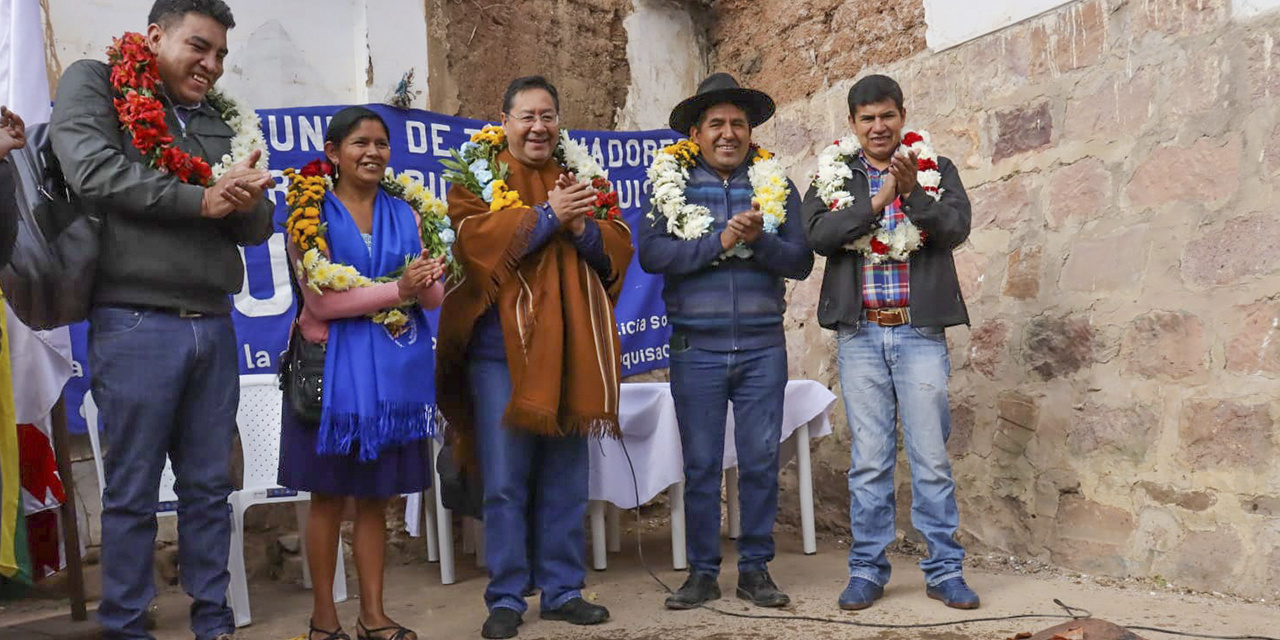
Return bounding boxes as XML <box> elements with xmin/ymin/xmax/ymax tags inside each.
<box><xmin>800</xmin><ymin>154</ymin><xmax>971</xmax><ymax>330</ymax></box>
<box><xmin>0</xmin><ymin>159</ymin><xmax>17</xmax><ymax>269</ymax></box>
<box><xmin>49</xmin><ymin>60</ymin><xmax>273</xmax><ymax>315</ymax></box>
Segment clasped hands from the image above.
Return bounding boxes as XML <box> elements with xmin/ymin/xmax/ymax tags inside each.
<box><xmin>397</xmin><ymin>251</ymin><xmax>448</xmax><ymax>302</ymax></box>
<box><xmin>546</xmin><ymin>172</ymin><xmax>597</xmax><ymax>236</ymax></box>
<box><xmin>200</xmin><ymin>148</ymin><xmax>275</xmax><ymax>219</ymax></box>
<box><xmin>0</xmin><ymin>106</ymin><xmax>26</xmax><ymax>162</ymax></box>
<box><xmin>871</xmin><ymin>147</ymin><xmax>921</xmax><ymax>213</ymax></box>
<box><xmin>720</xmin><ymin>201</ymin><xmax>766</xmax><ymax>250</ymax></box>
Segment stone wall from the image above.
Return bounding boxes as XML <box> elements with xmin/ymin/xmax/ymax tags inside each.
<box><xmin>732</xmin><ymin>0</ymin><xmax>1280</xmax><ymax>599</ymax></box>
<box><xmin>429</xmin><ymin>0</ymin><xmax>632</xmax><ymax>127</ymax></box>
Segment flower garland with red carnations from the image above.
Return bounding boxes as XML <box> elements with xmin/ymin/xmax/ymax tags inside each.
<box><xmin>106</xmin><ymin>31</ymin><xmax>267</xmax><ymax>185</ymax></box>
<box><xmin>811</xmin><ymin>130</ymin><xmax>942</xmax><ymax>264</ymax></box>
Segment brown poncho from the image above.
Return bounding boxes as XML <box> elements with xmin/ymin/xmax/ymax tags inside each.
<box><xmin>436</xmin><ymin>149</ymin><xmax>633</xmax><ymax>467</ymax></box>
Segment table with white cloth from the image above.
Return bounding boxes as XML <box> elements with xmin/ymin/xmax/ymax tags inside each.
<box><xmin>405</xmin><ymin>379</ymin><xmax>837</xmax><ymax>573</ymax></box>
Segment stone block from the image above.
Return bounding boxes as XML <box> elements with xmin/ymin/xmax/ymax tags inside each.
<box><xmin>1180</xmin><ymin>399</ymin><xmax>1275</xmax><ymax>469</ymax></box>
<box><xmin>1022</xmin><ymin>313</ymin><xmax>1097</xmax><ymax>380</ymax></box>
<box><xmin>1167</xmin><ymin>529</ymin><xmax>1243</xmax><ymax>593</ymax></box>
<box><xmin>948</xmin><ymin>398</ymin><xmax>976</xmax><ymax>457</ymax></box>
<box><xmin>1181</xmin><ymin>213</ymin><xmax>1280</xmax><ymax>288</ymax></box>
<box><xmin>1137</xmin><ymin>482</ymin><xmax>1216</xmax><ymax>512</ymax></box>
<box><xmin>1132</xmin><ymin>0</ymin><xmax>1229</xmax><ymax>39</ymax></box>
<box><xmin>1167</xmin><ymin>51</ymin><xmax>1227</xmax><ymax>117</ymax></box>
<box><xmin>1059</xmin><ymin>226</ymin><xmax>1149</xmax><ymax>293</ymax></box>
<box><xmin>1046</xmin><ymin>158</ymin><xmax>1111</xmax><ymax>230</ymax></box>
<box><xmin>1003</xmin><ymin>245</ymin><xmax>1043</xmax><ymax>300</ymax></box>
<box><xmin>970</xmin><ymin>172</ymin><xmax>1037</xmax><ymax>230</ymax></box>
<box><xmin>1063</xmin><ymin>70</ymin><xmax>1154</xmax><ymax>142</ymax></box>
<box><xmin>993</xmin><ymin>102</ymin><xmax>1053</xmax><ymax>162</ymax></box>
<box><xmin>1127</xmin><ymin>136</ymin><xmax>1240</xmax><ymax>210</ymax></box>
<box><xmin>1121</xmin><ymin>310</ymin><xmax>1207</xmax><ymax>380</ymax></box>
<box><xmin>1066</xmin><ymin>402</ymin><xmax>1160</xmax><ymax>462</ymax></box>
<box><xmin>1051</xmin><ymin>495</ymin><xmax>1135</xmax><ymax>575</ymax></box>
<box><xmin>993</xmin><ymin>392</ymin><xmax>1038</xmax><ymax>460</ymax></box>
<box><xmin>1026</xmin><ymin>0</ymin><xmax>1109</xmax><ymax>77</ymax></box>
<box><xmin>953</xmin><ymin>249</ymin><xmax>987</xmax><ymax>302</ymax></box>
<box><xmin>967</xmin><ymin>319</ymin><xmax>1009</xmax><ymax>379</ymax></box>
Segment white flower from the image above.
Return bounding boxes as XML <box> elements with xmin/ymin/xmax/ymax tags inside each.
<box><xmin>210</xmin><ymin>91</ymin><xmax>268</xmax><ymax>181</ymax></box>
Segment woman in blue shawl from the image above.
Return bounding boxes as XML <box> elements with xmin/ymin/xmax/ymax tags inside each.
<box><xmin>278</xmin><ymin>107</ymin><xmax>445</xmax><ymax>640</ymax></box>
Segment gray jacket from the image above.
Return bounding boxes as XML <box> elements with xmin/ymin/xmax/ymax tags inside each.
<box><xmin>800</xmin><ymin>154</ymin><xmax>972</xmax><ymax>330</ymax></box>
<box><xmin>50</xmin><ymin>60</ymin><xmax>273</xmax><ymax>315</ymax></box>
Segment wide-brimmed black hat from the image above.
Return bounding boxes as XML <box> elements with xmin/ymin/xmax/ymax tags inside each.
<box><xmin>668</xmin><ymin>72</ymin><xmax>776</xmax><ymax>135</ymax></box>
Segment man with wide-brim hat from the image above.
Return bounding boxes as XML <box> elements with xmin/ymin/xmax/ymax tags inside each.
<box><xmin>637</xmin><ymin>73</ymin><xmax>813</xmax><ymax>611</ymax></box>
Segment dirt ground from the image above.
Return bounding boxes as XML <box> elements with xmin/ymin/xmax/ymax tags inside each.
<box><xmin>3</xmin><ymin>526</ymin><xmax>1278</xmax><ymax>640</ymax></box>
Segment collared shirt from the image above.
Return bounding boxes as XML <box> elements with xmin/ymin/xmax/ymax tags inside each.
<box><xmin>859</xmin><ymin>153</ymin><xmax>910</xmax><ymax>309</ymax></box>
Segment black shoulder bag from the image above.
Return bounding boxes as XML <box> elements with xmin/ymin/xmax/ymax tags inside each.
<box><xmin>278</xmin><ymin>254</ymin><xmax>326</xmax><ymax>423</ymax></box>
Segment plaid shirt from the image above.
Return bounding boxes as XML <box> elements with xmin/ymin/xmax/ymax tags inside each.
<box><xmin>859</xmin><ymin>154</ymin><xmax>910</xmax><ymax>308</ymax></box>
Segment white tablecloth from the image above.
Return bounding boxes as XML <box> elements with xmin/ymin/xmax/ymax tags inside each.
<box><xmin>588</xmin><ymin>379</ymin><xmax>836</xmax><ymax>509</ymax></box>
<box><xmin>405</xmin><ymin>379</ymin><xmax>837</xmax><ymax>533</ymax></box>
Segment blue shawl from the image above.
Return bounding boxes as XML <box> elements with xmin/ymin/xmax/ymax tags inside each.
<box><xmin>316</xmin><ymin>189</ymin><xmax>435</xmax><ymax>460</ymax></box>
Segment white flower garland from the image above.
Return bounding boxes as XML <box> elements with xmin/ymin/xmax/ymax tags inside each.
<box><xmin>646</xmin><ymin>141</ymin><xmax>790</xmax><ymax>242</ymax></box>
<box><xmin>206</xmin><ymin>89</ymin><xmax>269</xmax><ymax>181</ymax></box>
<box><xmin>812</xmin><ymin>130</ymin><xmax>942</xmax><ymax>264</ymax></box>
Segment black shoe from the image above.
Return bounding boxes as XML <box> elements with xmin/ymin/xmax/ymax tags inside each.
<box><xmin>736</xmin><ymin>569</ymin><xmax>790</xmax><ymax>608</ymax></box>
<box><xmin>539</xmin><ymin>597</ymin><xmax>610</xmax><ymax>625</ymax></box>
<box><xmin>481</xmin><ymin>607</ymin><xmax>523</xmax><ymax>639</ymax></box>
<box><xmin>664</xmin><ymin>572</ymin><xmax>721</xmax><ymax>609</ymax></box>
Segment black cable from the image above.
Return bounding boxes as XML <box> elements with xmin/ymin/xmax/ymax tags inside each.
<box><xmin>613</xmin><ymin>439</ymin><xmax>1279</xmax><ymax>640</ymax></box>
<box><xmin>1125</xmin><ymin>628</ymin><xmax>1279</xmax><ymax>640</ymax></box>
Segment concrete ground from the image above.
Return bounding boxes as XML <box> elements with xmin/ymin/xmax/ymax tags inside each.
<box><xmin>3</xmin><ymin>527</ymin><xmax>1278</xmax><ymax>640</ymax></box>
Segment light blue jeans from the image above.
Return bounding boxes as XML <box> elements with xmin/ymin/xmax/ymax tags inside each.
<box><xmin>837</xmin><ymin>321</ymin><xmax>965</xmax><ymax>588</ymax></box>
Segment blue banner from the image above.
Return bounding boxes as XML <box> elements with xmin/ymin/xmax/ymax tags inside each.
<box><xmin>61</xmin><ymin>104</ymin><xmax>681</xmax><ymax>432</ymax></box>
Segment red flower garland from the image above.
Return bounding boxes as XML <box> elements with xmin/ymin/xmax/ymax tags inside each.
<box><xmin>106</xmin><ymin>32</ymin><xmax>213</xmax><ymax>185</ymax></box>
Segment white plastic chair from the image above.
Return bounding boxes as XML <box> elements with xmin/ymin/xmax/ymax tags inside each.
<box><xmin>226</xmin><ymin>374</ymin><xmax>347</xmax><ymax>627</ymax></box>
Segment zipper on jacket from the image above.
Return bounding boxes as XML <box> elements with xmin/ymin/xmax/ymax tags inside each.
<box><xmin>724</xmin><ymin>177</ymin><xmax>739</xmax><ymax>350</ymax></box>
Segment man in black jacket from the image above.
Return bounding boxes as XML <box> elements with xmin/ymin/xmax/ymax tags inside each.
<box><xmin>49</xmin><ymin>2</ymin><xmax>272</xmax><ymax>638</ymax></box>
<box><xmin>0</xmin><ymin>106</ymin><xmax>24</xmax><ymax>269</ymax></box>
<box><xmin>800</xmin><ymin>75</ymin><xmax>977</xmax><ymax>612</ymax></box>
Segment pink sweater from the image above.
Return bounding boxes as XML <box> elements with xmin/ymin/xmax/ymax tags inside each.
<box><xmin>288</xmin><ymin>241</ymin><xmax>445</xmax><ymax>344</ymax></box>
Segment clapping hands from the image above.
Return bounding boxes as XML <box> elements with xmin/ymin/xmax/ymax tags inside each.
<box><xmin>201</xmin><ymin>149</ymin><xmax>274</xmax><ymax>219</ymax></box>
<box><xmin>0</xmin><ymin>107</ymin><xmax>26</xmax><ymax>162</ymax></box>
<box><xmin>397</xmin><ymin>251</ymin><xmax>447</xmax><ymax>302</ymax></box>
<box><xmin>547</xmin><ymin>172</ymin><xmax>594</xmax><ymax>236</ymax></box>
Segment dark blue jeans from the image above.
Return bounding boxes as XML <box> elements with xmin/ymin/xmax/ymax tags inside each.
<box><xmin>89</xmin><ymin>306</ymin><xmax>238</xmax><ymax>640</ymax></box>
<box><xmin>669</xmin><ymin>342</ymin><xmax>787</xmax><ymax>577</ymax></box>
<box><xmin>468</xmin><ymin>357</ymin><xmax>588</xmax><ymax>613</ymax></box>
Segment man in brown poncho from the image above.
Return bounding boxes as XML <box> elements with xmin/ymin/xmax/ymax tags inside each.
<box><xmin>435</xmin><ymin>76</ymin><xmax>632</xmax><ymax>639</ymax></box>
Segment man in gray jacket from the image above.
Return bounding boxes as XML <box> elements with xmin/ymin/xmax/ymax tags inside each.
<box><xmin>50</xmin><ymin>1</ymin><xmax>272</xmax><ymax>638</ymax></box>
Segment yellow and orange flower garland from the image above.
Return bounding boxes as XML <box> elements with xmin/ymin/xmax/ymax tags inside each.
<box><xmin>283</xmin><ymin>160</ymin><xmax>452</xmax><ymax>335</ymax></box>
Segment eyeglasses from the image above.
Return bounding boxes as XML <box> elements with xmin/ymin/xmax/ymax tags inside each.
<box><xmin>508</xmin><ymin>112</ymin><xmax>559</xmax><ymax>126</ymax></box>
